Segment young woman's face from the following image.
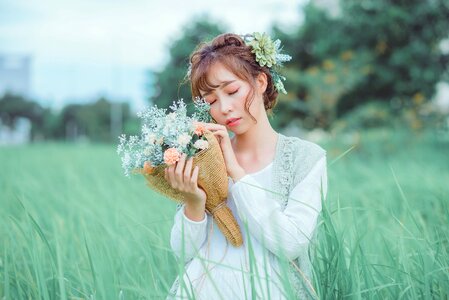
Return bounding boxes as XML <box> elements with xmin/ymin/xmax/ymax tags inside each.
<box><xmin>199</xmin><ymin>62</ymin><xmax>266</xmax><ymax>135</ymax></box>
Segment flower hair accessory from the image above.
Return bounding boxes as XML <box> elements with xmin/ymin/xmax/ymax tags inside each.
<box><xmin>242</xmin><ymin>32</ymin><xmax>292</xmax><ymax>94</ymax></box>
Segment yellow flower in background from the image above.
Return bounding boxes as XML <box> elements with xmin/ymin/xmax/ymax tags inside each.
<box><xmin>376</xmin><ymin>41</ymin><xmax>388</xmax><ymax>54</ymax></box>
<box><xmin>362</xmin><ymin>65</ymin><xmax>372</xmax><ymax>74</ymax></box>
<box><xmin>341</xmin><ymin>51</ymin><xmax>354</xmax><ymax>61</ymax></box>
<box><xmin>323</xmin><ymin>59</ymin><xmax>335</xmax><ymax>71</ymax></box>
<box><xmin>412</xmin><ymin>93</ymin><xmax>425</xmax><ymax>105</ymax></box>
<box><xmin>325</xmin><ymin>74</ymin><xmax>338</xmax><ymax>84</ymax></box>
<box><xmin>306</xmin><ymin>66</ymin><xmax>319</xmax><ymax>75</ymax></box>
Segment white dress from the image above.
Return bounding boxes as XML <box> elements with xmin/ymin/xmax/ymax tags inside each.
<box><xmin>168</xmin><ymin>156</ymin><xmax>327</xmax><ymax>300</ymax></box>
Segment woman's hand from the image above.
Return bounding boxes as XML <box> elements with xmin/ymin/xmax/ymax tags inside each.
<box><xmin>164</xmin><ymin>153</ymin><xmax>207</xmax><ymax>220</ymax></box>
<box><xmin>200</xmin><ymin>122</ymin><xmax>246</xmax><ymax>182</ymax></box>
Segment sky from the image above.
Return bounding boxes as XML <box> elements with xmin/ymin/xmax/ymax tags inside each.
<box><xmin>0</xmin><ymin>0</ymin><xmax>307</xmax><ymax>111</ymax></box>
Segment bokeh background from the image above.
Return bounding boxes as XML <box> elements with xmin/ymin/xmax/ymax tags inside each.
<box><xmin>1</xmin><ymin>0</ymin><xmax>449</xmax><ymax>299</ymax></box>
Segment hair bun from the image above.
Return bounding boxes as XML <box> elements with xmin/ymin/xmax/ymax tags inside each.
<box><xmin>224</xmin><ymin>35</ymin><xmax>244</xmax><ymax>47</ymax></box>
<box><xmin>212</xmin><ymin>33</ymin><xmax>245</xmax><ymax>50</ymax></box>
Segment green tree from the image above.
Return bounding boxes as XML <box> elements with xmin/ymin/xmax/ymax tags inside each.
<box><xmin>147</xmin><ymin>15</ymin><xmax>226</xmax><ymax>111</ymax></box>
<box><xmin>0</xmin><ymin>93</ymin><xmax>49</xmax><ymax>139</ymax></box>
<box><xmin>59</xmin><ymin>98</ymin><xmax>133</xmax><ymax>142</ymax></box>
<box><xmin>273</xmin><ymin>0</ymin><xmax>449</xmax><ymax>129</ymax></box>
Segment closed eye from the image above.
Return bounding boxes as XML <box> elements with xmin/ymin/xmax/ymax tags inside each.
<box><xmin>229</xmin><ymin>89</ymin><xmax>239</xmax><ymax>95</ymax></box>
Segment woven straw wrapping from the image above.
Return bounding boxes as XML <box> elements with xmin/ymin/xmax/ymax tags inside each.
<box><xmin>143</xmin><ymin>130</ymin><xmax>243</xmax><ymax>247</ymax></box>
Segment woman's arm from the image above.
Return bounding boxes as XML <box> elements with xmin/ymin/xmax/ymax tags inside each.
<box><xmin>169</xmin><ymin>203</ymin><xmax>209</xmax><ymax>262</ymax></box>
<box><xmin>230</xmin><ymin>155</ymin><xmax>328</xmax><ymax>260</ymax></box>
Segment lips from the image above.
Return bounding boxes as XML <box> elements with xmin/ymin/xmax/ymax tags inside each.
<box><xmin>226</xmin><ymin>118</ymin><xmax>241</xmax><ymax>125</ymax></box>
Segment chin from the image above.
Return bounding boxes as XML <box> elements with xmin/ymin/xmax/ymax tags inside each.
<box><xmin>229</xmin><ymin>124</ymin><xmax>249</xmax><ymax>135</ymax></box>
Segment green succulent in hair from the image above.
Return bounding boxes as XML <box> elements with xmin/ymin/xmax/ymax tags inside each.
<box><xmin>247</xmin><ymin>32</ymin><xmax>277</xmax><ymax>68</ymax></box>
<box><xmin>242</xmin><ymin>32</ymin><xmax>292</xmax><ymax>94</ymax></box>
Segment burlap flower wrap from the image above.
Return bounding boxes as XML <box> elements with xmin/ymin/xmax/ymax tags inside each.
<box><xmin>142</xmin><ymin>130</ymin><xmax>243</xmax><ymax>247</ymax></box>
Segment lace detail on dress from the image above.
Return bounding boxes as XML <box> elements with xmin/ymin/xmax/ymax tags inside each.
<box><xmin>279</xmin><ymin>138</ymin><xmax>295</xmax><ymax>211</ymax></box>
<box><xmin>272</xmin><ymin>134</ymin><xmax>325</xmax><ymax>300</ymax></box>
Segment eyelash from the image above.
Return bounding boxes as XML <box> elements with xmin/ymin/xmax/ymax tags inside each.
<box><xmin>208</xmin><ymin>89</ymin><xmax>239</xmax><ymax>105</ymax></box>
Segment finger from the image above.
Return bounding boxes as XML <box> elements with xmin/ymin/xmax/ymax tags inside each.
<box><xmin>184</xmin><ymin>157</ymin><xmax>193</xmax><ymax>183</ymax></box>
<box><xmin>167</xmin><ymin>165</ymin><xmax>176</xmax><ymax>188</ymax></box>
<box><xmin>203</xmin><ymin>123</ymin><xmax>226</xmax><ymax>131</ymax></box>
<box><xmin>191</xmin><ymin>166</ymin><xmax>199</xmax><ymax>186</ymax></box>
<box><xmin>213</xmin><ymin>131</ymin><xmax>225</xmax><ymax>138</ymax></box>
<box><xmin>175</xmin><ymin>153</ymin><xmax>187</xmax><ymax>183</ymax></box>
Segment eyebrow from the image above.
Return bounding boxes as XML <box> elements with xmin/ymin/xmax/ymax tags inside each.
<box><xmin>203</xmin><ymin>80</ymin><xmax>236</xmax><ymax>97</ymax></box>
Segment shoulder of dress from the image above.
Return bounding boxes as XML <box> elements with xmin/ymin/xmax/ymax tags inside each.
<box><xmin>274</xmin><ymin>134</ymin><xmax>327</xmax><ymax>210</ymax></box>
<box><xmin>280</xmin><ymin>134</ymin><xmax>326</xmax><ymax>158</ymax></box>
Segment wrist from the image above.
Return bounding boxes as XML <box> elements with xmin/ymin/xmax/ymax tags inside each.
<box><xmin>231</xmin><ymin>167</ymin><xmax>246</xmax><ymax>182</ymax></box>
<box><xmin>184</xmin><ymin>200</ymin><xmax>206</xmax><ymax>221</ymax></box>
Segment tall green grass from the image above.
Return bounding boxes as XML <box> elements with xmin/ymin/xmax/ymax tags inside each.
<box><xmin>315</xmin><ymin>129</ymin><xmax>449</xmax><ymax>299</ymax></box>
<box><xmin>0</xmin><ymin>129</ymin><xmax>448</xmax><ymax>299</ymax></box>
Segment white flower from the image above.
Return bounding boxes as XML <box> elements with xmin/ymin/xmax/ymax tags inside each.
<box><xmin>193</xmin><ymin>139</ymin><xmax>209</xmax><ymax>150</ymax></box>
<box><xmin>177</xmin><ymin>133</ymin><xmax>192</xmax><ymax>147</ymax></box>
<box><xmin>147</xmin><ymin>133</ymin><xmax>156</xmax><ymax>144</ymax></box>
<box><xmin>143</xmin><ymin>147</ymin><xmax>152</xmax><ymax>156</ymax></box>
<box><xmin>156</xmin><ymin>137</ymin><xmax>164</xmax><ymax>145</ymax></box>
<box><xmin>167</xmin><ymin>112</ymin><xmax>176</xmax><ymax>120</ymax></box>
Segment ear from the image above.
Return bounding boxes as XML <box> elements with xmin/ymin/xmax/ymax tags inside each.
<box><xmin>256</xmin><ymin>72</ymin><xmax>268</xmax><ymax>94</ymax></box>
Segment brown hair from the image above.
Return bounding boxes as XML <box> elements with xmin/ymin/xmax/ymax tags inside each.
<box><xmin>188</xmin><ymin>33</ymin><xmax>278</xmax><ymax>122</ymax></box>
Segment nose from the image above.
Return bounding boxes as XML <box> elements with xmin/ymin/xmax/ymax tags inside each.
<box><xmin>219</xmin><ymin>96</ymin><xmax>233</xmax><ymax>114</ymax></box>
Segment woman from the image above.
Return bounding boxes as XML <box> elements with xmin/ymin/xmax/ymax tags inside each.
<box><xmin>164</xmin><ymin>33</ymin><xmax>328</xmax><ymax>299</ymax></box>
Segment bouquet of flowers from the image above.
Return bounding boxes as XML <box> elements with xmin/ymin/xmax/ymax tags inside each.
<box><xmin>117</xmin><ymin>98</ymin><xmax>243</xmax><ymax>247</ymax></box>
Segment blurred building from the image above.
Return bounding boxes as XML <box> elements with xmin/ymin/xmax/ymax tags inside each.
<box><xmin>435</xmin><ymin>39</ymin><xmax>449</xmax><ymax>113</ymax></box>
<box><xmin>434</xmin><ymin>82</ymin><xmax>449</xmax><ymax>113</ymax></box>
<box><xmin>0</xmin><ymin>54</ymin><xmax>32</xmax><ymax>145</ymax></box>
<box><xmin>0</xmin><ymin>117</ymin><xmax>31</xmax><ymax>145</ymax></box>
<box><xmin>0</xmin><ymin>54</ymin><xmax>31</xmax><ymax>97</ymax></box>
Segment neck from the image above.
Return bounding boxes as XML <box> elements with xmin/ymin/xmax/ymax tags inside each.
<box><xmin>231</xmin><ymin>111</ymin><xmax>278</xmax><ymax>157</ymax></box>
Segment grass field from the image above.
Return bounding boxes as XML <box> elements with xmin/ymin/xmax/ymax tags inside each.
<box><xmin>1</xmin><ymin>128</ymin><xmax>448</xmax><ymax>299</ymax></box>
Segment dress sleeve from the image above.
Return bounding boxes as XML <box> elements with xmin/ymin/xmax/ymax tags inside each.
<box><xmin>230</xmin><ymin>155</ymin><xmax>327</xmax><ymax>260</ymax></box>
<box><xmin>169</xmin><ymin>203</ymin><xmax>209</xmax><ymax>262</ymax></box>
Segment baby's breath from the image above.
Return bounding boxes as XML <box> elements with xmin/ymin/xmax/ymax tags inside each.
<box><xmin>117</xmin><ymin>98</ymin><xmax>211</xmax><ymax>177</ymax></box>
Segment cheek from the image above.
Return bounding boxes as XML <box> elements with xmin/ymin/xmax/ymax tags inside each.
<box><xmin>238</xmin><ymin>88</ymin><xmax>251</xmax><ymax>108</ymax></box>
<box><xmin>208</xmin><ymin>107</ymin><xmax>221</xmax><ymax>122</ymax></box>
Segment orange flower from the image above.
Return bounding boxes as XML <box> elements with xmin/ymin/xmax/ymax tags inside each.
<box><xmin>143</xmin><ymin>161</ymin><xmax>154</xmax><ymax>175</ymax></box>
<box><xmin>164</xmin><ymin>148</ymin><xmax>181</xmax><ymax>165</ymax></box>
<box><xmin>194</xmin><ymin>122</ymin><xmax>206</xmax><ymax>136</ymax></box>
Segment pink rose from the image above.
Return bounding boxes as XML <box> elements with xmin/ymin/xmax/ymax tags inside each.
<box><xmin>194</xmin><ymin>122</ymin><xmax>206</xmax><ymax>136</ymax></box>
<box><xmin>164</xmin><ymin>148</ymin><xmax>181</xmax><ymax>165</ymax></box>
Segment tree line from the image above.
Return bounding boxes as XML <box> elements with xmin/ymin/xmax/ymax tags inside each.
<box><xmin>0</xmin><ymin>93</ymin><xmax>138</xmax><ymax>143</ymax></box>
<box><xmin>149</xmin><ymin>0</ymin><xmax>449</xmax><ymax>132</ymax></box>
<box><xmin>1</xmin><ymin>1</ymin><xmax>448</xmax><ymax>143</ymax></box>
